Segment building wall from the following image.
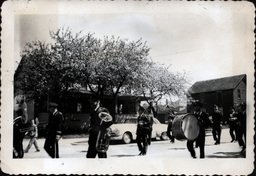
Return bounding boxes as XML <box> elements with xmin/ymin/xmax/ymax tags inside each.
<box><xmin>190</xmin><ymin>90</ymin><xmax>234</xmax><ymax>123</ymax></box>
<box><xmin>233</xmin><ymin>80</ymin><xmax>246</xmax><ymax>107</ymax></box>
<box><xmin>220</xmin><ymin>90</ymin><xmax>234</xmax><ymax>121</ymax></box>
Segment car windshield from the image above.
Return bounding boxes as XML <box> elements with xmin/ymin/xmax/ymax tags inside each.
<box><xmin>153</xmin><ymin>118</ymin><xmax>161</xmax><ymax>124</ymax></box>
<box><xmin>123</xmin><ymin>118</ymin><xmax>137</xmax><ymax>124</ymax></box>
<box><xmin>120</xmin><ymin>117</ymin><xmax>161</xmax><ymax>124</ymax></box>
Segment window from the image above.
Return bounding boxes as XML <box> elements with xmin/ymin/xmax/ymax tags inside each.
<box><xmin>217</xmin><ymin>91</ymin><xmax>222</xmax><ymax>103</ymax></box>
<box><xmin>237</xmin><ymin>89</ymin><xmax>241</xmax><ymax>99</ymax></box>
<box><xmin>77</xmin><ymin>102</ymin><xmax>82</xmax><ymax>112</ymax></box>
<box><xmin>200</xmin><ymin>93</ymin><xmax>206</xmax><ymax>103</ymax></box>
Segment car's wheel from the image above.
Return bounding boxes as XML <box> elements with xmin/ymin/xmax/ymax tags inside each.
<box><xmin>160</xmin><ymin>132</ymin><xmax>168</xmax><ymax>140</ymax></box>
<box><xmin>122</xmin><ymin>132</ymin><xmax>132</xmax><ymax>144</ymax></box>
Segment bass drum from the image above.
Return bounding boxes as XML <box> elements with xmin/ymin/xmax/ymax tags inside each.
<box><xmin>172</xmin><ymin>114</ymin><xmax>199</xmax><ymax>141</ymax></box>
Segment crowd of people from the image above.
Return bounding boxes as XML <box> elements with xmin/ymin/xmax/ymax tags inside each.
<box><xmin>227</xmin><ymin>103</ymin><xmax>246</xmax><ymax>153</ymax></box>
<box><xmin>166</xmin><ymin>101</ymin><xmax>247</xmax><ymax>158</ymax></box>
<box><xmin>13</xmin><ymin>95</ymin><xmax>114</xmax><ymax>159</ymax></box>
<box><xmin>13</xmin><ymin>94</ymin><xmax>246</xmax><ymax>159</ymax></box>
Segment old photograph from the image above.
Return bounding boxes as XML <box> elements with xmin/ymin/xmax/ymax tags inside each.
<box><xmin>1</xmin><ymin>1</ymin><xmax>255</xmax><ymax>175</ymax></box>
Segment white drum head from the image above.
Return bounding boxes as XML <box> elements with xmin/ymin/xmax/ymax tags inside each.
<box><xmin>182</xmin><ymin>114</ymin><xmax>200</xmax><ymax>140</ymax></box>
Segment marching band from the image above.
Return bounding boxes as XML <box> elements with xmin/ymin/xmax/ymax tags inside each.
<box><xmin>14</xmin><ymin>95</ymin><xmax>247</xmax><ymax>159</ymax></box>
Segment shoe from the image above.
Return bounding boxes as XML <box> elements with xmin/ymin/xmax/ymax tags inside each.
<box><xmin>24</xmin><ymin>150</ymin><xmax>28</xmax><ymax>153</ymax></box>
<box><xmin>192</xmin><ymin>156</ymin><xmax>197</xmax><ymax>159</ymax></box>
<box><xmin>230</xmin><ymin>139</ymin><xmax>235</xmax><ymax>143</ymax></box>
<box><xmin>241</xmin><ymin>146</ymin><xmax>246</xmax><ymax>153</ymax></box>
<box><xmin>139</xmin><ymin>152</ymin><xmax>143</xmax><ymax>156</ymax></box>
<box><xmin>36</xmin><ymin>149</ymin><xmax>40</xmax><ymax>152</ymax></box>
<box><xmin>215</xmin><ymin>141</ymin><xmax>220</xmax><ymax>145</ymax></box>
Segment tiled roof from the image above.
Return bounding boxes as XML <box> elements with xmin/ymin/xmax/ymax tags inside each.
<box><xmin>189</xmin><ymin>74</ymin><xmax>246</xmax><ymax>94</ymax></box>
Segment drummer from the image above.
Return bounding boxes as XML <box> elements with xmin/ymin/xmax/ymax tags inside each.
<box><xmin>187</xmin><ymin>101</ymin><xmax>211</xmax><ymax>159</ymax></box>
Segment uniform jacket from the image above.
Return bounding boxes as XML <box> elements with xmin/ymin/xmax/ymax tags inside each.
<box><xmin>137</xmin><ymin>114</ymin><xmax>153</xmax><ymax>134</ymax></box>
<box><xmin>88</xmin><ymin>107</ymin><xmax>113</xmax><ymax>146</ymax></box>
<box><xmin>212</xmin><ymin>111</ymin><xmax>222</xmax><ymax>127</ymax></box>
<box><xmin>89</xmin><ymin>107</ymin><xmax>113</xmax><ymax>134</ymax></box>
<box><xmin>47</xmin><ymin>111</ymin><xmax>63</xmax><ymax>136</ymax></box>
<box><xmin>194</xmin><ymin>111</ymin><xmax>211</xmax><ymax>131</ymax></box>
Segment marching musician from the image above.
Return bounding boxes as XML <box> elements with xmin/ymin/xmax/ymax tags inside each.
<box><xmin>44</xmin><ymin>102</ymin><xmax>63</xmax><ymax>158</ymax></box>
<box><xmin>136</xmin><ymin>105</ymin><xmax>153</xmax><ymax>156</ymax></box>
<box><xmin>212</xmin><ymin>104</ymin><xmax>222</xmax><ymax>145</ymax></box>
<box><xmin>86</xmin><ymin>96</ymin><xmax>113</xmax><ymax>158</ymax></box>
<box><xmin>13</xmin><ymin>94</ymin><xmax>29</xmax><ymax>158</ymax></box>
<box><xmin>167</xmin><ymin>109</ymin><xmax>175</xmax><ymax>143</ymax></box>
<box><xmin>228</xmin><ymin>107</ymin><xmax>238</xmax><ymax>143</ymax></box>
<box><xmin>237</xmin><ymin>102</ymin><xmax>246</xmax><ymax>153</ymax></box>
<box><xmin>187</xmin><ymin>101</ymin><xmax>211</xmax><ymax>159</ymax></box>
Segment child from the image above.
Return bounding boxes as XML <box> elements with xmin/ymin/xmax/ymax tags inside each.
<box><xmin>24</xmin><ymin>118</ymin><xmax>40</xmax><ymax>152</ymax></box>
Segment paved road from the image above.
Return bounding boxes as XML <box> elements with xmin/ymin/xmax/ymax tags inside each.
<box><xmin>22</xmin><ymin>127</ymin><xmax>245</xmax><ymax>159</ymax></box>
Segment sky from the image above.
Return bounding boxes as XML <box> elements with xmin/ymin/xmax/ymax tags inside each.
<box><xmin>14</xmin><ymin>1</ymin><xmax>254</xmax><ymax>86</ymax></box>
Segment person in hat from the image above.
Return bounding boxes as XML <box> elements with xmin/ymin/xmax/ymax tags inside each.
<box><xmin>228</xmin><ymin>106</ymin><xmax>238</xmax><ymax>142</ymax></box>
<box><xmin>211</xmin><ymin>104</ymin><xmax>222</xmax><ymax>145</ymax></box>
<box><xmin>13</xmin><ymin>94</ymin><xmax>29</xmax><ymax>158</ymax></box>
<box><xmin>167</xmin><ymin>109</ymin><xmax>175</xmax><ymax>143</ymax></box>
<box><xmin>236</xmin><ymin>102</ymin><xmax>246</xmax><ymax>153</ymax></box>
<box><xmin>86</xmin><ymin>96</ymin><xmax>113</xmax><ymax>158</ymax></box>
<box><xmin>44</xmin><ymin>102</ymin><xmax>63</xmax><ymax>158</ymax></box>
<box><xmin>136</xmin><ymin>106</ymin><xmax>153</xmax><ymax>156</ymax></box>
<box><xmin>187</xmin><ymin>101</ymin><xmax>211</xmax><ymax>159</ymax></box>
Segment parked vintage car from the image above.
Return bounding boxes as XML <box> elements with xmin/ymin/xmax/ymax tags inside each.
<box><xmin>110</xmin><ymin>117</ymin><xmax>168</xmax><ymax>144</ymax></box>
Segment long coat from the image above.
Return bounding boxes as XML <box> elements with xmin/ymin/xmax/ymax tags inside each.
<box><xmin>44</xmin><ymin>111</ymin><xmax>63</xmax><ymax>158</ymax></box>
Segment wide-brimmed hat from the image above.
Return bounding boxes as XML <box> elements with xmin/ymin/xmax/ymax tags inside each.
<box><xmin>49</xmin><ymin>102</ymin><xmax>58</xmax><ymax>107</ymax></box>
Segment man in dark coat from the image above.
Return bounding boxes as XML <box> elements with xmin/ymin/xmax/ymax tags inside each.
<box><xmin>167</xmin><ymin>110</ymin><xmax>175</xmax><ymax>143</ymax></box>
<box><xmin>86</xmin><ymin>96</ymin><xmax>113</xmax><ymax>158</ymax></box>
<box><xmin>228</xmin><ymin>107</ymin><xmax>238</xmax><ymax>142</ymax></box>
<box><xmin>136</xmin><ymin>106</ymin><xmax>153</xmax><ymax>156</ymax></box>
<box><xmin>237</xmin><ymin>102</ymin><xmax>246</xmax><ymax>153</ymax></box>
<box><xmin>44</xmin><ymin>102</ymin><xmax>63</xmax><ymax>158</ymax></box>
<box><xmin>187</xmin><ymin>101</ymin><xmax>211</xmax><ymax>159</ymax></box>
<box><xmin>212</xmin><ymin>104</ymin><xmax>222</xmax><ymax>145</ymax></box>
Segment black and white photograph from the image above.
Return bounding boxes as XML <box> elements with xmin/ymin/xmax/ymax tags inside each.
<box><xmin>1</xmin><ymin>1</ymin><xmax>255</xmax><ymax>175</ymax></box>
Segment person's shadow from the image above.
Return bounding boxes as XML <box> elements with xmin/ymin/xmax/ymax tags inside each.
<box><xmin>207</xmin><ymin>151</ymin><xmax>245</xmax><ymax>158</ymax></box>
